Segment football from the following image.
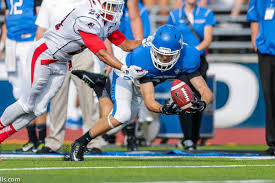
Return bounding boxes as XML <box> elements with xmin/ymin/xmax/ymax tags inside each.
<box><xmin>170</xmin><ymin>79</ymin><xmax>194</xmax><ymax>111</ymax></box>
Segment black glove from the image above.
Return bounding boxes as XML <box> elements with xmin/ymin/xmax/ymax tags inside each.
<box><xmin>187</xmin><ymin>99</ymin><xmax>206</xmax><ymax>113</ymax></box>
<box><xmin>161</xmin><ymin>99</ymin><xmax>181</xmax><ymax>115</ymax></box>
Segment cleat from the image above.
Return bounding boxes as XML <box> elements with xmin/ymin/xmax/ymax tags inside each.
<box><xmin>183</xmin><ymin>140</ymin><xmax>196</xmax><ymax>151</ymax></box>
<box><xmin>262</xmin><ymin>148</ymin><xmax>275</xmax><ymax>156</ymax></box>
<box><xmin>13</xmin><ymin>142</ymin><xmax>36</xmax><ymax>153</ymax></box>
<box><xmin>70</xmin><ymin>140</ymin><xmax>87</xmax><ymax>161</ymax></box>
<box><xmin>87</xmin><ymin>147</ymin><xmax>102</xmax><ymax>155</ymax></box>
<box><xmin>34</xmin><ymin>141</ymin><xmax>45</xmax><ymax>153</ymax></box>
<box><xmin>71</xmin><ymin>70</ymin><xmax>108</xmax><ymax>98</ymax></box>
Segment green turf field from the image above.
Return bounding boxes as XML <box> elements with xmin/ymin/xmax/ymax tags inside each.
<box><xmin>1</xmin><ymin>144</ymin><xmax>275</xmax><ymax>183</ymax></box>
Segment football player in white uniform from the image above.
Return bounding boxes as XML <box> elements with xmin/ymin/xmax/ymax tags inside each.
<box><xmin>0</xmin><ymin>0</ymin><xmax>147</xmax><ymax>142</ymax></box>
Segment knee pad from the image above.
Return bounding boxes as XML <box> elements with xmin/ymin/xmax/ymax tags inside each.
<box><xmin>112</xmin><ymin>108</ymin><xmax>131</xmax><ymax>124</ymax></box>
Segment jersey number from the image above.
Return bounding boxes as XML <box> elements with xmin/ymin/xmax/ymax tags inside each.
<box><xmin>9</xmin><ymin>0</ymin><xmax>23</xmax><ymax>15</ymax></box>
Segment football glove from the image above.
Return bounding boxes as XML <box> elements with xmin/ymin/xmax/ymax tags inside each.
<box><xmin>142</xmin><ymin>35</ymin><xmax>153</xmax><ymax>47</ymax></box>
<box><xmin>187</xmin><ymin>99</ymin><xmax>206</xmax><ymax>113</ymax></box>
<box><xmin>161</xmin><ymin>99</ymin><xmax>181</xmax><ymax>115</ymax></box>
<box><xmin>121</xmin><ymin>65</ymin><xmax>148</xmax><ymax>80</ymax></box>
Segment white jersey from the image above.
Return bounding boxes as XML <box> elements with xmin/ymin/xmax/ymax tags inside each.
<box><xmin>43</xmin><ymin>0</ymin><xmax>120</xmax><ymax>62</ymax></box>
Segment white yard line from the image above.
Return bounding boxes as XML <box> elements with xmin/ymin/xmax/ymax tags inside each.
<box><xmin>136</xmin><ymin>181</ymin><xmax>274</xmax><ymax>183</ymax></box>
<box><xmin>0</xmin><ymin>164</ymin><xmax>275</xmax><ymax>171</ymax></box>
<box><xmin>1</xmin><ymin>154</ymin><xmax>275</xmax><ymax>159</ymax></box>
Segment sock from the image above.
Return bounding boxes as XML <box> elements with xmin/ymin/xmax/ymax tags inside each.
<box><xmin>37</xmin><ymin>124</ymin><xmax>47</xmax><ymax>143</ymax></box>
<box><xmin>26</xmin><ymin>124</ymin><xmax>38</xmax><ymax>145</ymax></box>
<box><xmin>76</xmin><ymin>131</ymin><xmax>94</xmax><ymax>146</ymax></box>
<box><xmin>0</xmin><ymin>124</ymin><xmax>17</xmax><ymax>142</ymax></box>
<box><xmin>124</xmin><ymin>122</ymin><xmax>136</xmax><ymax>138</ymax></box>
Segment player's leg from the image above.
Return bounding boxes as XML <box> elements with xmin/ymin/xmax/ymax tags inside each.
<box><xmin>1</xmin><ymin>41</ymin><xmax>67</xmax><ymax>143</ymax></box>
<box><xmin>37</xmin><ymin>72</ymin><xmax>71</xmax><ymax>153</ymax></box>
<box><xmin>71</xmin><ymin>72</ymin><xmax>133</xmax><ymax>161</ymax></box>
<box><xmin>123</xmin><ymin>93</ymin><xmax>143</xmax><ymax>151</ymax></box>
<box><xmin>34</xmin><ymin>113</ymin><xmax>47</xmax><ymax>152</ymax></box>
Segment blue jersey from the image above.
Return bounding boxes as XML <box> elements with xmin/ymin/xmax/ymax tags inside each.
<box><xmin>5</xmin><ymin>0</ymin><xmax>39</xmax><ymax>42</ymax></box>
<box><xmin>126</xmin><ymin>43</ymin><xmax>201</xmax><ymax>83</ymax></box>
<box><xmin>166</xmin><ymin>5</ymin><xmax>216</xmax><ymax>55</ymax></box>
<box><xmin>247</xmin><ymin>0</ymin><xmax>275</xmax><ymax>55</ymax></box>
<box><xmin>119</xmin><ymin>1</ymin><xmax>151</xmax><ymax>39</ymax></box>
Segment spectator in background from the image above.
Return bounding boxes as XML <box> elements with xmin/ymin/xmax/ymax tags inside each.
<box><xmin>247</xmin><ymin>0</ymin><xmax>275</xmax><ymax>156</ymax></box>
<box><xmin>35</xmin><ymin>0</ymin><xmax>106</xmax><ymax>154</ymax></box>
<box><xmin>230</xmin><ymin>0</ymin><xmax>248</xmax><ymax>18</ymax></box>
<box><xmin>166</xmin><ymin>0</ymin><xmax>216</xmax><ymax>150</ymax></box>
<box><xmin>0</xmin><ymin>0</ymin><xmax>47</xmax><ymax>153</ymax></box>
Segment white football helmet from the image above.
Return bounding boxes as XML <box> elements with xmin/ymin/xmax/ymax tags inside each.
<box><xmin>90</xmin><ymin>0</ymin><xmax>124</xmax><ymax>23</ymax></box>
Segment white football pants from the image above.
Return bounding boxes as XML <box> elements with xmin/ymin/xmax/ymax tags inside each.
<box><xmin>1</xmin><ymin>39</ymin><xmax>67</xmax><ymax>130</ymax></box>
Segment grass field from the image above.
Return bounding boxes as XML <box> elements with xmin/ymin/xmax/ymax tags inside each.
<box><xmin>1</xmin><ymin>144</ymin><xmax>275</xmax><ymax>183</ymax></box>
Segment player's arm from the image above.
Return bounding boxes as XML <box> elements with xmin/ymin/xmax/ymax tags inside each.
<box><xmin>79</xmin><ymin>30</ymin><xmax>123</xmax><ymax>70</ymax></box>
<box><xmin>189</xmin><ymin>75</ymin><xmax>213</xmax><ymax>105</ymax></box>
<box><xmin>140</xmin><ymin>79</ymin><xmax>179</xmax><ymax>115</ymax></box>
<box><xmin>79</xmin><ymin>30</ymin><xmax>146</xmax><ymax>79</ymax></box>
<box><xmin>127</xmin><ymin>0</ymin><xmax>144</xmax><ymax>40</ymax></box>
<box><xmin>108</xmin><ymin>30</ymin><xmax>142</xmax><ymax>52</ymax></box>
<box><xmin>140</xmin><ymin>81</ymin><xmax>163</xmax><ymax>113</ymax></box>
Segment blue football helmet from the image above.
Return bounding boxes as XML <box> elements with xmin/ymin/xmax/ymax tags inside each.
<box><xmin>151</xmin><ymin>25</ymin><xmax>183</xmax><ymax>71</ymax></box>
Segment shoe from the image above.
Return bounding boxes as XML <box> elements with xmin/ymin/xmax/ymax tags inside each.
<box><xmin>36</xmin><ymin>146</ymin><xmax>58</xmax><ymax>154</ymax></box>
<box><xmin>70</xmin><ymin>140</ymin><xmax>87</xmax><ymax>161</ymax></box>
<box><xmin>33</xmin><ymin>141</ymin><xmax>45</xmax><ymax>153</ymax></box>
<box><xmin>71</xmin><ymin>70</ymin><xmax>107</xmax><ymax>98</ymax></box>
<box><xmin>87</xmin><ymin>147</ymin><xmax>102</xmax><ymax>155</ymax></box>
<box><xmin>262</xmin><ymin>148</ymin><xmax>275</xmax><ymax>155</ymax></box>
<box><xmin>183</xmin><ymin>140</ymin><xmax>196</xmax><ymax>151</ymax></box>
<box><xmin>13</xmin><ymin>142</ymin><xmax>36</xmax><ymax>153</ymax></box>
<box><xmin>127</xmin><ymin>136</ymin><xmax>139</xmax><ymax>151</ymax></box>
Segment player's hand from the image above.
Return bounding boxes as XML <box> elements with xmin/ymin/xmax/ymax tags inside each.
<box><xmin>187</xmin><ymin>98</ymin><xmax>206</xmax><ymax>113</ymax></box>
<box><xmin>104</xmin><ymin>65</ymin><xmax>112</xmax><ymax>75</ymax></box>
<box><xmin>121</xmin><ymin>65</ymin><xmax>148</xmax><ymax>80</ymax></box>
<box><xmin>161</xmin><ymin>98</ymin><xmax>181</xmax><ymax>115</ymax></box>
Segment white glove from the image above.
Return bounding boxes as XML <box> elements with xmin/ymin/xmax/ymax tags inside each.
<box><xmin>142</xmin><ymin>35</ymin><xmax>153</xmax><ymax>47</ymax></box>
<box><xmin>121</xmin><ymin>65</ymin><xmax>148</xmax><ymax>80</ymax></box>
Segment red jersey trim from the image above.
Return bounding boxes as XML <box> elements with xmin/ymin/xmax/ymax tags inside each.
<box><xmin>108</xmin><ymin>30</ymin><xmax>126</xmax><ymax>46</ymax></box>
<box><xmin>31</xmin><ymin>43</ymin><xmax>48</xmax><ymax>85</ymax></box>
<box><xmin>78</xmin><ymin>30</ymin><xmax>106</xmax><ymax>54</ymax></box>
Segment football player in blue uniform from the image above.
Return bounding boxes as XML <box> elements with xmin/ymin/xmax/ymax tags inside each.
<box><xmin>0</xmin><ymin>0</ymin><xmax>46</xmax><ymax>152</ymax></box>
<box><xmin>70</xmin><ymin>25</ymin><xmax>213</xmax><ymax>161</ymax></box>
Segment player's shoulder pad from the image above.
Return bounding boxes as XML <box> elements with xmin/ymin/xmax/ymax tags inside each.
<box><xmin>73</xmin><ymin>8</ymin><xmax>103</xmax><ymax>35</ymax></box>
